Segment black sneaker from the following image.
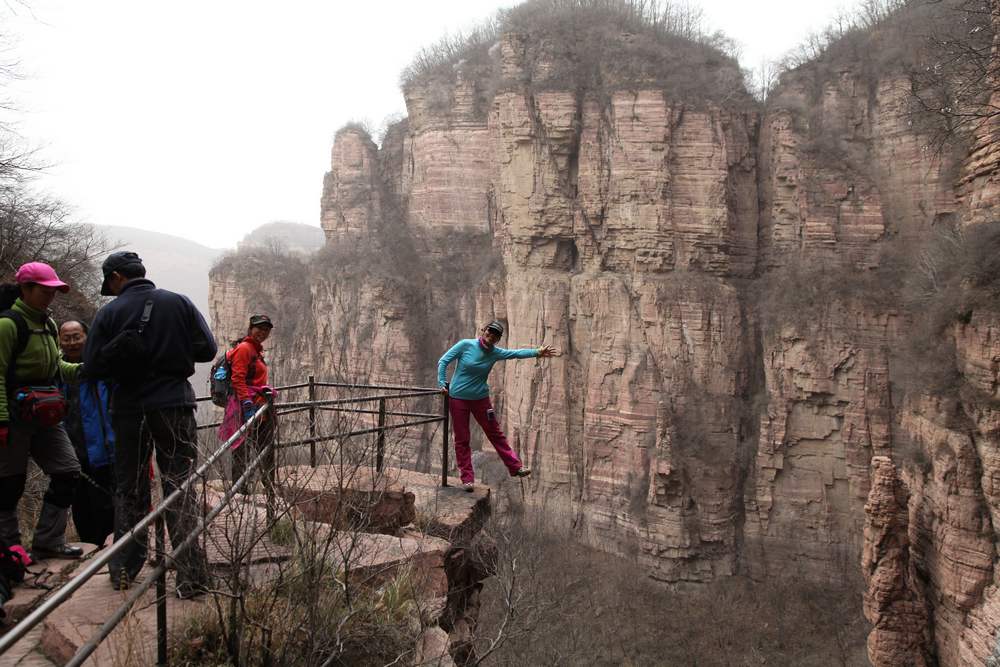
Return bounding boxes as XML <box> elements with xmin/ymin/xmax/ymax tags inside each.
<box><xmin>31</xmin><ymin>544</ymin><xmax>84</xmax><ymax>560</ymax></box>
<box><xmin>514</xmin><ymin>467</ymin><xmax>532</xmax><ymax>478</ymax></box>
<box><xmin>462</xmin><ymin>482</ymin><xmax>475</xmax><ymax>492</ymax></box>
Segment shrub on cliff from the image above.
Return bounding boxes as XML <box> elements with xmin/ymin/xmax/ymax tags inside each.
<box><xmin>501</xmin><ymin>0</ymin><xmax>746</xmax><ymax>101</ymax></box>
<box><xmin>401</xmin><ymin>0</ymin><xmax>752</xmax><ymax>113</ymax></box>
<box><xmin>772</xmin><ymin>0</ymin><xmax>991</xmax><ymax>147</ymax></box>
<box><xmin>210</xmin><ymin>242</ymin><xmax>310</xmax><ymax>343</ymax></box>
<box><xmin>756</xmin><ymin>251</ymin><xmax>902</xmax><ymax>337</ymax></box>
<box><xmin>892</xmin><ymin>223</ymin><xmax>1000</xmax><ymax>398</ymax></box>
<box><xmin>477</xmin><ymin>505</ymin><xmax>870</xmax><ymax>665</ymax></box>
<box><xmin>757</xmin><ymin>223</ymin><xmax>1000</xmax><ymax>403</ymax></box>
<box><xmin>400</xmin><ymin>20</ymin><xmax>500</xmax><ymax>91</ymax></box>
<box><xmin>169</xmin><ymin>412</ymin><xmax>432</xmax><ymax>666</ymax></box>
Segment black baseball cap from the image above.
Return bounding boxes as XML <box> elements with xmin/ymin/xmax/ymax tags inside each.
<box><xmin>484</xmin><ymin>320</ymin><xmax>504</xmax><ymax>337</ymax></box>
<box><xmin>100</xmin><ymin>251</ymin><xmax>144</xmax><ymax>296</ymax></box>
<box><xmin>249</xmin><ymin>314</ymin><xmax>274</xmax><ymax>329</ymax></box>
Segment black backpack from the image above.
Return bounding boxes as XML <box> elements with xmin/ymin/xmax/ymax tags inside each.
<box><xmin>209</xmin><ymin>341</ymin><xmax>256</xmax><ymax>407</ymax></box>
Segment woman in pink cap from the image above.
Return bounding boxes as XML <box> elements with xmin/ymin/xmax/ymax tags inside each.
<box><xmin>0</xmin><ymin>262</ymin><xmax>84</xmax><ymax>559</ymax></box>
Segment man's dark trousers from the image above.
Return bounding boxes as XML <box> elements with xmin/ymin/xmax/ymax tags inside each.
<box><xmin>110</xmin><ymin>407</ymin><xmax>207</xmax><ymax>586</ymax></box>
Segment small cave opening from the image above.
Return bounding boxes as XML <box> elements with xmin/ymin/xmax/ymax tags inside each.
<box><xmin>556</xmin><ymin>238</ymin><xmax>580</xmax><ymax>271</ymax></box>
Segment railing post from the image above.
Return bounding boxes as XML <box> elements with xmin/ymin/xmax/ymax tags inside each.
<box><xmin>441</xmin><ymin>392</ymin><xmax>449</xmax><ymax>487</ymax></box>
<box><xmin>265</xmin><ymin>394</ymin><xmax>277</xmax><ymax>522</ymax></box>
<box><xmin>308</xmin><ymin>374</ymin><xmax>316</xmax><ymax>467</ymax></box>
<box><xmin>376</xmin><ymin>397</ymin><xmax>386</xmax><ymax>472</ymax></box>
<box><xmin>155</xmin><ymin>514</ymin><xmax>167</xmax><ymax>666</ymax></box>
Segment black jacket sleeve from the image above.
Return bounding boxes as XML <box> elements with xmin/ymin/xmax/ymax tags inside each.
<box><xmin>82</xmin><ymin>307</ymin><xmax>113</xmax><ymax>380</ymax></box>
<box><xmin>187</xmin><ymin>298</ymin><xmax>218</xmax><ymax>363</ymax></box>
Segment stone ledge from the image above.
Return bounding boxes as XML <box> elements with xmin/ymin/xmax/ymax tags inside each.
<box><xmin>397</xmin><ymin>470</ymin><xmax>491</xmax><ymax>547</ymax></box>
<box><xmin>276</xmin><ymin>464</ymin><xmax>416</xmax><ymax>533</ymax></box>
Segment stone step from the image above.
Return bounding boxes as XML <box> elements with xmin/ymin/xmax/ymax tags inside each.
<box><xmin>1</xmin><ymin>543</ymin><xmax>97</xmax><ymax>627</ymax></box>
<box><xmin>0</xmin><ymin>625</ymin><xmax>55</xmax><ymax>666</ymax></box>
<box><xmin>37</xmin><ymin>562</ymin><xmax>207</xmax><ymax>666</ymax></box>
<box><xmin>275</xmin><ymin>464</ymin><xmax>416</xmax><ymax>533</ymax></box>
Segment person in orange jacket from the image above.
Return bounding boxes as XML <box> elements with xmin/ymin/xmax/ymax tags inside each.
<box><xmin>227</xmin><ymin>315</ymin><xmax>275</xmax><ymax>488</ymax></box>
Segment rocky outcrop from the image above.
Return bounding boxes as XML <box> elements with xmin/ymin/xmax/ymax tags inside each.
<box><xmin>862</xmin><ymin>456</ymin><xmax>932</xmax><ymax>666</ymax></box>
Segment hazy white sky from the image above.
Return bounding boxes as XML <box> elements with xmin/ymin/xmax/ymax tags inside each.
<box><xmin>4</xmin><ymin>1</ymin><xmax>863</xmax><ymax>249</ymax></box>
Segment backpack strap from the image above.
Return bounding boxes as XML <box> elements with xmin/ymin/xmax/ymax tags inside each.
<box><xmin>0</xmin><ymin>310</ymin><xmax>30</xmax><ymax>390</ymax></box>
<box><xmin>137</xmin><ymin>300</ymin><xmax>154</xmax><ymax>333</ymax></box>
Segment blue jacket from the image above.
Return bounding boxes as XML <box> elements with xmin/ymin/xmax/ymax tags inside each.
<box><xmin>437</xmin><ymin>339</ymin><xmax>538</xmax><ymax>400</ymax></box>
<box><xmin>62</xmin><ymin>379</ymin><xmax>115</xmax><ymax>469</ymax></box>
<box><xmin>83</xmin><ymin>279</ymin><xmax>217</xmax><ymax>414</ymax></box>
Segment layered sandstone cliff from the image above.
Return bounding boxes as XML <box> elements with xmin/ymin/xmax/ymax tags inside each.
<box><xmin>210</xmin><ymin>2</ymin><xmax>1000</xmax><ymax>664</ymax></box>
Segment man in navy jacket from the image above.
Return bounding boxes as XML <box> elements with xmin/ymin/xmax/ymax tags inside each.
<box><xmin>83</xmin><ymin>251</ymin><xmax>217</xmax><ymax>598</ymax></box>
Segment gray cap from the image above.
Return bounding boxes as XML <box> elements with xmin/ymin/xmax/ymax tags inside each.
<box><xmin>485</xmin><ymin>320</ymin><xmax>504</xmax><ymax>337</ymax></box>
<box><xmin>100</xmin><ymin>251</ymin><xmax>144</xmax><ymax>296</ymax></box>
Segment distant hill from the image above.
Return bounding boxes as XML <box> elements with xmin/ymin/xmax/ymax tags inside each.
<box><xmin>238</xmin><ymin>221</ymin><xmax>325</xmax><ymax>255</ymax></box>
<box><xmin>95</xmin><ymin>225</ymin><xmax>223</xmax><ymax>316</ymax></box>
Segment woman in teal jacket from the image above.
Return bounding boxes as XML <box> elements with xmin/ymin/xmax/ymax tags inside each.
<box><xmin>438</xmin><ymin>320</ymin><xmax>557</xmax><ymax>491</ymax></box>
<box><xmin>0</xmin><ymin>262</ymin><xmax>83</xmax><ymax>559</ymax></box>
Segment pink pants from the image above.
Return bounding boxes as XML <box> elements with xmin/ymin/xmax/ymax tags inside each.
<box><xmin>449</xmin><ymin>397</ymin><xmax>522</xmax><ymax>483</ymax></box>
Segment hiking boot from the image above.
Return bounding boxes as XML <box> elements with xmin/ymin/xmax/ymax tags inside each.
<box><xmin>109</xmin><ymin>560</ymin><xmax>144</xmax><ymax>590</ymax></box>
<box><xmin>31</xmin><ymin>543</ymin><xmax>83</xmax><ymax>560</ymax></box>
<box><xmin>514</xmin><ymin>467</ymin><xmax>532</xmax><ymax>478</ymax></box>
<box><xmin>109</xmin><ymin>567</ymin><xmax>133</xmax><ymax>591</ymax></box>
<box><xmin>462</xmin><ymin>482</ymin><xmax>475</xmax><ymax>492</ymax></box>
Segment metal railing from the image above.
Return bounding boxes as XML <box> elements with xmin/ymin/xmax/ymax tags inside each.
<box><xmin>0</xmin><ymin>378</ymin><xmax>451</xmax><ymax>665</ymax></box>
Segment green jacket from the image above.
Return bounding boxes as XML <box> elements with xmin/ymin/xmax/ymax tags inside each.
<box><xmin>0</xmin><ymin>298</ymin><xmax>81</xmax><ymax>423</ymax></box>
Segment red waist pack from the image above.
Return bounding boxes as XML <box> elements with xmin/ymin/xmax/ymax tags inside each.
<box><xmin>13</xmin><ymin>386</ymin><xmax>67</xmax><ymax>427</ymax></box>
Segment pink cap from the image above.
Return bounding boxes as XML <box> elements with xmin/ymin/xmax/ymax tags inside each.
<box><xmin>14</xmin><ymin>262</ymin><xmax>70</xmax><ymax>292</ymax></box>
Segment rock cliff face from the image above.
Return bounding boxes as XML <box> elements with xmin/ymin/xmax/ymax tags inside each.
<box><xmin>210</xmin><ymin>5</ymin><xmax>1000</xmax><ymax>664</ymax></box>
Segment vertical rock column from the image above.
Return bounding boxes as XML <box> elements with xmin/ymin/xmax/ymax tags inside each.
<box><xmin>862</xmin><ymin>456</ymin><xmax>932</xmax><ymax>666</ymax></box>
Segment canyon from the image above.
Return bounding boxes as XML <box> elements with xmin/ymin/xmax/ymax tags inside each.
<box><xmin>209</xmin><ymin>3</ymin><xmax>1000</xmax><ymax>664</ymax></box>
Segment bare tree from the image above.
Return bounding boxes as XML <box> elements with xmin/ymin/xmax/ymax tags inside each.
<box><xmin>909</xmin><ymin>0</ymin><xmax>998</xmax><ymax>142</ymax></box>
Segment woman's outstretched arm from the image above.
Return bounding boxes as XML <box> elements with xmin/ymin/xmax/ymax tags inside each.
<box><xmin>494</xmin><ymin>344</ymin><xmax>560</xmax><ymax>360</ymax></box>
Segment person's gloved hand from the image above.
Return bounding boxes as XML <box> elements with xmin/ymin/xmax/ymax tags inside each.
<box><xmin>241</xmin><ymin>401</ymin><xmax>256</xmax><ymax>423</ymax></box>
<box><xmin>0</xmin><ymin>423</ymin><xmax>7</xmax><ymax>447</ymax></box>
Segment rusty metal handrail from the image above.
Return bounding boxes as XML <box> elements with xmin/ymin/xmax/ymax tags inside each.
<box><xmin>277</xmin><ymin>416</ymin><xmax>443</xmax><ymax>449</ymax></box>
<box><xmin>193</xmin><ymin>379</ymin><xmax>437</xmax><ymax>403</ymax></box>
<box><xmin>0</xmin><ymin>376</ymin><xmax>452</xmax><ymax>665</ymax></box>
<box><xmin>68</xmin><ymin>419</ymin><xmax>279</xmax><ymax>666</ymax></box>
<box><xmin>0</xmin><ymin>404</ymin><xmax>269</xmax><ymax>659</ymax></box>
